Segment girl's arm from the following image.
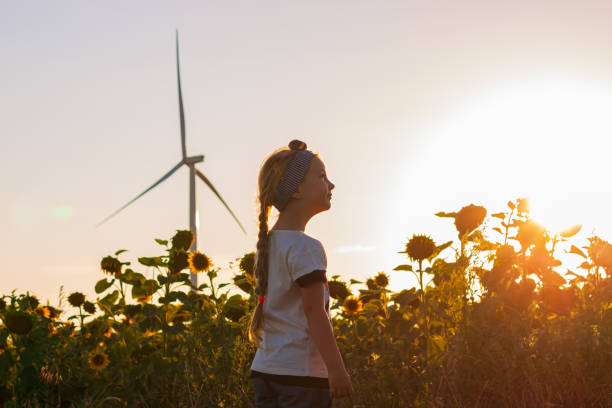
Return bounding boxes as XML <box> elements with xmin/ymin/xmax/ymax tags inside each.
<box><xmin>300</xmin><ymin>281</ymin><xmax>354</xmax><ymax>398</ymax></box>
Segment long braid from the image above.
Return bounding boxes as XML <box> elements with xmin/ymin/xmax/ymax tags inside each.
<box><xmin>247</xmin><ymin>146</ymin><xmax>317</xmax><ymax>346</ymax></box>
<box><xmin>248</xmin><ymin>200</ymin><xmax>271</xmax><ymax>345</ymax></box>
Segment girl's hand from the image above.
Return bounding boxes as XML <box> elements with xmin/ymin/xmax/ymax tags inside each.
<box><xmin>328</xmin><ymin>367</ymin><xmax>354</xmax><ymax>399</ymax></box>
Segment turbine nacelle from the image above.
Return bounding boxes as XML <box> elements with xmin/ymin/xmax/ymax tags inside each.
<box><xmin>184</xmin><ymin>155</ymin><xmax>204</xmax><ymax>165</ymax></box>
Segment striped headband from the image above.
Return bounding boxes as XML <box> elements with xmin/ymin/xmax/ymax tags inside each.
<box><xmin>272</xmin><ymin>140</ymin><xmax>315</xmax><ymax>211</ymax></box>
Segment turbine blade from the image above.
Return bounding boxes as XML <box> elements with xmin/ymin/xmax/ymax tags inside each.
<box><xmin>195</xmin><ymin>168</ymin><xmax>247</xmax><ymax>235</ymax></box>
<box><xmin>96</xmin><ymin>160</ymin><xmax>184</xmax><ymax>227</ymax></box>
<box><xmin>176</xmin><ymin>30</ymin><xmax>187</xmax><ymax>159</ymax></box>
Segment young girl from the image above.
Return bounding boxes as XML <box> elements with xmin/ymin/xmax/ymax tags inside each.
<box><xmin>248</xmin><ymin>140</ymin><xmax>354</xmax><ymax>407</ymax></box>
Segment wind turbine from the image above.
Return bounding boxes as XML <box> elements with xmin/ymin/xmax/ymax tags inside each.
<box><xmin>96</xmin><ymin>30</ymin><xmax>247</xmax><ymax>290</ymax></box>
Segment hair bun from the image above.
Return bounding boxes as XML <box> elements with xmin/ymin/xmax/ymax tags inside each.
<box><xmin>288</xmin><ymin>140</ymin><xmax>307</xmax><ymax>151</ymax></box>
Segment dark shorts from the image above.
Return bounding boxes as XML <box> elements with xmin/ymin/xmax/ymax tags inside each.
<box><xmin>252</xmin><ymin>376</ymin><xmax>332</xmax><ymax>408</ymax></box>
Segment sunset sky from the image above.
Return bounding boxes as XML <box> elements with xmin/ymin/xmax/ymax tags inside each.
<box><xmin>3</xmin><ymin>1</ymin><xmax>612</xmax><ymax>306</ymax></box>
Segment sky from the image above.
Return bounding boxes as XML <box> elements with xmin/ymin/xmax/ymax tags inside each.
<box><xmin>3</xmin><ymin>0</ymin><xmax>612</xmax><ymax>306</ymax></box>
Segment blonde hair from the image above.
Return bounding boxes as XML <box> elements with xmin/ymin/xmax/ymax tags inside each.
<box><xmin>248</xmin><ymin>146</ymin><xmax>319</xmax><ymax>346</ymax></box>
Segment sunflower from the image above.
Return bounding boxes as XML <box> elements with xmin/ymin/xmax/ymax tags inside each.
<box><xmin>171</xmin><ymin>230</ymin><xmax>194</xmax><ymax>251</ymax></box>
<box><xmin>239</xmin><ymin>252</ymin><xmax>255</xmax><ymax>276</ymax></box>
<box><xmin>4</xmin><ymin>310</ymin><xmax>33</xmax><ymax>335</ymax></box>
<box><xmin>23</xmin><ymin>295</ymin><xmax>39</xmax><ymax>310</ymax></box>
<box><xmin>100</xmin><ymin>256</ymin><xmax>122</xmax><ymax>277</ymax></box>
<box><xmin>374</xmin><ymin>272</ymin><xmax>389</xmax><ymax>288</ymax></box>
<box><xmin>366</xmin><ymin>278</ymin><xmax>379</xmax><ymax>290</ymax></box>
<box><xmin>67</xmin><ymin>292</ymin><xmax>85</xmax><ymax>308</ymax></box>
<box><xmin>588</xmin><ymin>236</ymin><xmax>612</xmax><ymax>268</ymax></box>
<box><xmin>404</xmin><ymin>234</ymin><xmax>436</xmax><ymax>262</ymax></box>
<box><xmin>46</xmin><ymin>306</ymin><xmax>61</xmax><ymax>319</ymax></box>
<box><xmin>168</xmin><ymin>251</ymin><xmax>189</xmax><ymax>274</ymax></box>
<box><xmin>188</xmin><ymin>251</ymin><xmax>213</xmax><ymax>273</ymax></box>
<box><xmin>495</xmin><ymin>244</ymin><xmax>517</xmax><ymax>269</ymax></box>
<box><xmin>88</xmin><ymin>352</ymin><xmax>110</xmax><ymax>371</ymax></box>
<box><xmin>516</xmin><ymin>219</ymin><xmax>546</xmax><ymax>250</ymax></box>
<box><xmin>342</xmin><ymin>296</ymin><xmax>363</xmax><ymax>315</ymax></box>
<box><xmin>328</xmin><ymin>280</ymin><xmax>351</xmax><ymax>300</ymax></box>
<box><xmin>454</xmin><ymin>204</ymin><xmax>487</xmax><ymax>238</ymax></box>
<box><xmin>516</xmin><ymin>198</ymin><xmax>530</xmax><ymax>214</ymax></box>
<box><xmin>34</xmin><ymin>306</ymin><xmax>51</xmax><ymax>319</ymax></box>
<box><xmin>83</xmin><ymin>301</ymin><xmax>96</xmax><ymax>315</ymax></box>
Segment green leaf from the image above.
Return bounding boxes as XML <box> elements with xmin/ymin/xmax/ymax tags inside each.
<box><xmin>132</xmin><ymin>279</ymin><xmax>159</xmax><ymax>299</ymax></box>
<box><xmin>138</xmin><ymin>256</ymin><xmax>166</xmax><ymax>267</ymax></box>
<box><xmin>491</xmin><ymin>212</ymin><xmax>505</xmax><ymax>220</ymax></box>
<box><xmin>99</xmin><ymin>290</ymin><xmax>119</xmax><ymax>306</ymax></box>
<box><xmin>95</xmin><ymin>278</ymin><xmax>114</xmax><ymax>294</ymax></box>
<box><xmin>492</xmin><ymin>227</ymin><xmax>503</xmax><ymax>234</ymax></box>
<box><xmin>507</xmin><ymin>201</ymin><xmax>515</xmax><ymax>210</ymax></box>
<box><xmin>121</xmin><ymin>269</ymin><xmax>146</xmax><ymax>286</ymax></box>
<box><xmin>349</xmin><ymin>279</ymin><xmax>363</xmax><ymax>285</ymax></box>
<box><xmin>218</xmin><ymin>283</ymin><xmax>230</xmax><ymax>289</ymax></box>
<box><xmin>434</xmin><ymin>211</ymin><xmax>457</xmax><ymax>218</ymax></box>
<box><xmin>114</xmin><ymin>249</ymin><xmax>128</xmax><ymax>256</ymax></box>
<box><xmin>569</xmin><ymin>245</ymin><xmax>587</xmax><ymax>259</ymax></box>
<box><xmin>198</xmin><ymin>283</ymin><xmax>209</xmax><ymax>290</ymax></box>
<box><xmin>155</xmin><ymin>239</ymin><xmax>168</xmax><ymax>246</ymax></box>
<box><xmin>578</xmin><ymin>261</ymin><xmax>591</xmax><ymax>270</ymax></box>
<box><xmin>393</xmin><ymin>264</ymin><xmax>413</xmax><ymax>272</ymax></box>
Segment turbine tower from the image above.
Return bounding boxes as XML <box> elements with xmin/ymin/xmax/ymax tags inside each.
<box><xmin>96</xmin><ymin>30</ymin><xmax>247</xmax><ymax>290</ymax></box>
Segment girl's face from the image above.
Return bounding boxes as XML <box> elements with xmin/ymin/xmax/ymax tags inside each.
<box><xmin>295</xmin><ymin>156</ymin><xmax>335</xmax><ymax>212</ymax></box>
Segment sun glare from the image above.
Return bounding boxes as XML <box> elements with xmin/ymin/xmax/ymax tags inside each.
<box><xmin>411</xmin><ymin>76</ymin><xmax>612</xmax><ymax>240</ymax></box>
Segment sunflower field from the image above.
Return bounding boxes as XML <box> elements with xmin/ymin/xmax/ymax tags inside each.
<box><xmin>1</xmin><ymin>198</ymin><xmax>611</xmax><ymax>407</ymax></box>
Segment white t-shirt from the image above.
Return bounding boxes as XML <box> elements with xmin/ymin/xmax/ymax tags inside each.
<box><xmin>250</xmin><ymin>229</ymin><xmax>331</xmax><ymax>378</ymax></box>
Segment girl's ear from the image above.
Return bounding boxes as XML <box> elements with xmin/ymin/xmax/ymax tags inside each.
<box><xmin>290</xmin><ymin>186</ymin><xmax>302</xmax><ymax>199</ymax></box>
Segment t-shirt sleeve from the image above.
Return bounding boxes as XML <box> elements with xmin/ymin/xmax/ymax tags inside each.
<box><xmin>288</xmin><ymin>237</ymin><xmax>327</xmax><ymax>284</ymax></box>
<box><xmin>295</xmin><ymin>270</ymin><xmax>327</xmax><ymax>288</ymax></box>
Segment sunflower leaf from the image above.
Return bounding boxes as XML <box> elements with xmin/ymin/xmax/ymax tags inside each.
<box><xmin>99</xmin><ymin>290</ymin><xmax>119</xmax><ymax>307</ymax></box>
<box><xmin>138</xmin><ymin>257</ymin><xmax>165</xmax><ymax>267</ymax></box>
<box><xmin>121</xmin><ymin>270</ymin><xmax>146</xmax><ymax>286</ymax></box>
<box><xmin>114</xmin><ymin>249</ymin><xmax>128</xmax><ymax>256</ymax></box>
<box><xmin>569</xmin><ymin>245</ymin><xmax>587</xmax><ymax>259</ymax></box>
<box><xmin>95</xmin><ymin>278</ymin><xmax>114</xmax><ymax>294</ymax></box>
<box><xmin>434</xmin><ymin>211</ymin><xmax>457</xmax><ymax>218</ymax></box>
<box><xmin>393</xmin><ymin>264</ymin><xmax>413</xmax><ymax>272</ymax></box>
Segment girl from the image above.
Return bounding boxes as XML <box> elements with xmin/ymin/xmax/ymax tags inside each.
<box><xmin>248</xmin><ymin>140</ymin><xmax>354</xmax><ymax>407</ymax></box>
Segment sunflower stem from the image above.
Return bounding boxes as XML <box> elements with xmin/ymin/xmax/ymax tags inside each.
<box><xmin>119</xmin><ymin>280</ymin><xmax>125</xmax><ymax>304</ymax></box>
<box><xmin>78</xmin><ymin>305</ymin><xmax>84</xmax><ymax>332</ymax></box>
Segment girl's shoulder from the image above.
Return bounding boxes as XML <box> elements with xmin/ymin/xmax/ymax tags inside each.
<box><xmin>270</xmin><ymin>230</ymin><xmax>325</xmax><ymax>254</ymax></box>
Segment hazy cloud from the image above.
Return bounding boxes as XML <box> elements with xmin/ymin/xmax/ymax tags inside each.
<box><xmin>334</xmin><ymin>245</ymin><xmax>377</xmax><ymax>254</ymax></box>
